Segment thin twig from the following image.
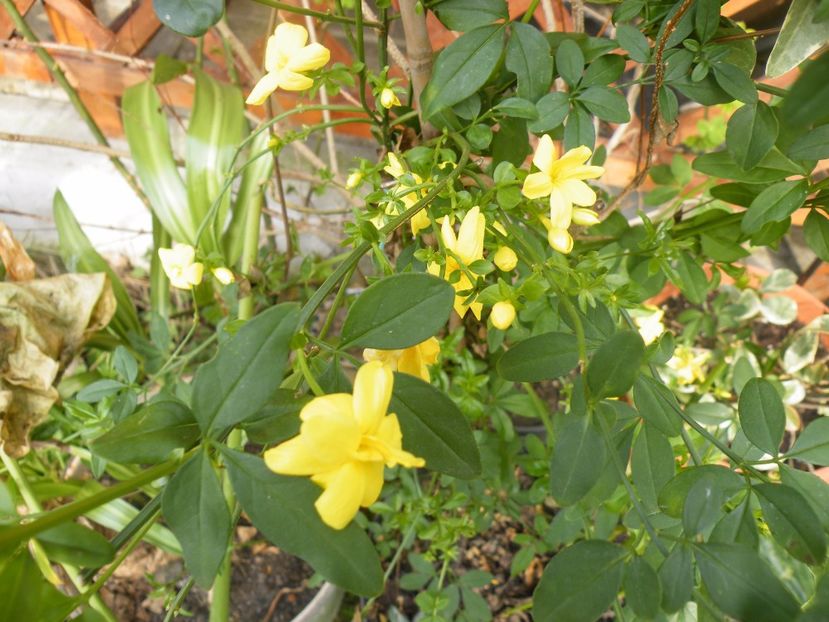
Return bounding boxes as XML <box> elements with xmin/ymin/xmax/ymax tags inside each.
<box><xmin>572</xmin><ymin>0</ymin><xmax>585</xmax><ymax>33</ymax></box>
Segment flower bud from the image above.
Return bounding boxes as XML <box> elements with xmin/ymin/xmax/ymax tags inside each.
<box><xmin>346</xmin><ymin>170</ymin><xmax>363</xmax><ymax>189</ymax></box>
<box><xmin>380</xmin><ymin>87</ymin><xmax>401</xmax><ymax>109</ymax></box>
<box><xmin>212</xmin><ymin>267</ymin><xmax>235</xmax><ymax>285</ymax></box>
<box><xmin>547</xmin><ymin>228</ymin><xmax>574</xmax><ymax>254</ymax></box>
<box><xmin>493</xmin><ymin>246</ymin><xmax>518</xmax><ymax>272</ymax></box>
<box><xmin>572</xmin><ymin>208</ymin><xmax>600</xmax><ymax>227</ymax></box>
<box><xmin>491</xmin><ymin>301</ymin><xmax>516</xmax><ymax>330</ymax></box>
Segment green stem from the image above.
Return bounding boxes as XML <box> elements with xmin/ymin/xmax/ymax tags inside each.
<box><xmin>319</xmin><ymin>265</ymin><xmax>356</xmax><ymax>340</ymax></box>
<box><xmin>520</xmin><ymin>0</ymin><xmax>541</xmax><ymax>22</ymax></box>
<box><xmin>250</xmin><ymin>0</ymin><xmax>383</xmax><ymax>27</ymax></box>
<box><xmin>756</xmin><ymin>83</ymin><xmax>788</xmax><ymax>98</ymax></box>
<box><xmin>151</xmin><ymin>215</ymin><xmax>171</xmax><ymax>321</ymax></box>
<box><xmin>296</xmin><ymin>348</ymin><xmax>325</xmax><ymax>396</ymax></box>
<box><xmin>164</xmin><ymin>578</ymin><xmax>195</xmax><ymax>622</ymax></box>
<box><xmin>238</xmin><ymin>169</ymin><xmax>264</xmax><ymax>320</ymax></box>
<box><xmin>211</xmin><ymin>431</ymin><xmax>241</xmax><ymax>622</ymax></box>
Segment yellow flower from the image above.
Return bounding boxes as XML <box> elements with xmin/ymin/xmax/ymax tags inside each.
<box><xmin>345</xmin><ymin>170</ymin><xmax>363</xmax><ymax>189</ymax></box>
<box><xmin>384</xmin><ymin>152</ymin><xmax>406</xmax><ymax>179</ymax></box>
<box><xmin>363</xmin><ymin>337</ymin><xmax>440</xmax><ymax>382</ymax></box>
<box><xmin>264</xmin><ymin>362</ymin><xmax>424</xmax><ymax>529</ymax></box>
<box><xmin>491</xmin><ymin>301</ymin><xmax>516</xmax><ymax>330</ymax></box>
<box><xmin>246</xmin><ymin>23</ymin><xmax>330</xmax><ymax>105</ymax></box>
<box><xmin>522</xmin><ymin>135</ymin><xmax>604</xmax><ymax>254</ymax></box>
<box><xmin>158</xmin><ymin>244</ymin><xmax>203</xmax><ymax>290</ymax></box>
<box><xmin>427</xmin><ymin>207</ymin><xmax>485</xmax><ymax>319</ymax></box>
<box><xmin>212</xmin><ymin>267</ymin><xmax>235</xmax><ymax>285</ymax></box>
<box><xmin>666</xmin><ymin>346</ymin><xmax>709</xmax><ymax>385</ymax></box>
<box><xmin>493</xmin><ymin>246</ymin><xmax>518</xmax><ymax>272</ymax></box>
<box><xmin>379</xmin><ymin>87</ymin><xmax>401</xmax><ymax>109</ymax></box>
<box><xmin>383</xmin><ymin>153</ymin><xmax>429</xmax><ymax>235</ymax></box>
<box><xmin>632</xmin><ymin>306</ymin><xmax>665</xmax><ymax>345</ymax></box>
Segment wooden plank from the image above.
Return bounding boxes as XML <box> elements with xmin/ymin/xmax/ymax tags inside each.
<box><xmin>42</xmin><ymin>0</ymin><xmax>118</xmax><ymax>51</ymax></box>
<box><xmin>723</xmin><ymin>0</ymin><xmax>788</xmax><ymax>20</ymax></box>
<box><xmin>114</xmin><ymin>0</ymin><xmax>161</xmax><ymax>56</ymax></box>
<box><xmin>0</xmin><ymin>0</ymin><xmax>36</xmax><ymax>39</ymax></box>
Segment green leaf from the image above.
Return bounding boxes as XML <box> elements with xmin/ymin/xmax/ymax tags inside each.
<box><xmin>564</xmin><ymin>105</ymin><xmax>595</xmax><ymax>151</ymax></box>
<box><xmin>631</xmin><ymin>422</ymin><xmax>675</xmax><ymax>511</ymax></box>
<box><xmin>549</xmin><ymin>414</ymin><xmax>606</xmax><ymax>506</ymax></box>
<box><xmin>151</xmin><ymin>53</ymin><xmax>188</xmax><ymax>85</ymax></box>
<box><xmin>491</xmin><ymin>116</ymin><xmax>531</xmax><ymax>166</ymax></box>
<box><xmin>726</xmin><ymin>102</ymin><xmax>778</xmax><ymax>171</ymax></box>
<box><xmin>659</xmin><ymin>85</ymin><xmax>679</xmax><ymax>122</ymax></box>
<box><xmin>240</xmin><ymin>389</ymin><xmax>305</xmax><ymax>445</ymax></box>
<box><xmin>683</xmin><ymin>478</ymin><xmax>726</xmax><ymax>537</ymax></box>
<box><xmin>804</xmin><ymin>210</ymin><xmax>829</xmax><ymax>261</ymax></box>
<box><xmin>712</xmin><ymin>62</ymin><xmax>757</xmax><ymax>104</ymax></box>
<box><xmin>780</xmin><ymin>51</ymin><xmax>829</xmax><ymax>128</ymax></box>
<box><xmin>780</xmin><ymin>465</ymin><xmax>829</xmax><ymax>531</ymax></box>
<box><xmin>738</xmin><ymin>378</ymin><xmax>785</xmax><ymax>454</ymax></box>
<box><xmin>555</xmin><ymin>39</ymin><xmax>584</xmax><ymax>87</ymax></box>
<box><xmin>755</xmin><ymin>483</ymin><xmax>827</xmax><ymax>564</ymax></box>
<box><xmin>92</xmin><ymin>399</ymin><xmax>200</xmax><ymax>464</ymax></box>
<box><xmin>695</xmin><ymin>0</ymin><xmax>721</xmax><ymax>42</ymax></box>
<box><xmin>340</xmin><ymin>274</ymin><xmax>454</xmax><ymax>349</ymax></box>
<box><xmin>186</xmin><ymin>70</ymin><xmax>246</xmax><ymax>254</ymax></box>
<box><xmin>615</xmin><ymin>23</ymin><xmax>650</xmax><ymax>63</ymax></box>
<box><xmin>37</xmin><ymin>523</ymin><xmax>114</xmax><ymax>567</ymax></box>
<box><xmin>658</xmin><ymin>544</ymin><xmax>693</xmax><ymax>613</ymax></box>
<box><xmin>633</xmin><ymin>376</ymin><xmax>682</xmax><ymax>437</ymax></box>
<box><xmin>695</xmin><ymin>543</ymin><xmax>800</xmax><ymax>622</ymax></box>
<box><xmin>423</xmin><ymin>24</ymin><xmax>506</xmax><ymax>119</ymax></box>
<box><xmin>582</xmin><ymin>54</ymin><xmax>626</xmax><ymax>87</ymax></box>
<box><xmin>52</xmin><ymin>192</ymin><xmax>143</xmax><ymax>341</ymax></box>
<box><xmin>673</xmin><ymin>251</ymin><xmax>708</xmax><ymax>305</ymax></box>
<box><xmin>741</xmin><ymin>179</ymin><xmax>809</xmax><ymax>234</ymax></box>
<box><xmin>192</xmin><ymin>303</ymin><xmax>299</xmax><ymax>435</ymax></box>
<box><xmin>586</xmin><ymin>331</ymin><xmax>645</xmax><ymax>399</ymax></box>
<box><xmin>76</xmin><ymin>379</ymin><xmax>126</xmax><ymax>403</ymax></box>
<box><xmin>221</xmin><ymin>448</ymin><xmax>383</xmax><ymax>596</ymax></box>
<box><xmin>787</xmin><ymin>417</ymin><xmax>829</xmax><ymax>465</ymax></box>
<box><xmin>390</xmin><ymin>373</ymin><xmax>481</xmax><ymax>479</ymax></box>
<box><xmin>710</xmin><ymin>497</ymin><xmax>758</xmax><ymax>548</ymax></box>
<box><xmin>506</xmin><ymin>22</ymin><xmax>553</xmax><ymax>102</ymax></box>
<box><xmin>153</xmin><ymin>0</ymin><xmax>224</xmax><ymax>37</ymax></box>
<box><xmin>576</xmin><ymin>86</ymin><xmax>630</xmax><ymax>123</ymax></box>
<box><xmin>693</xmin><ymin>148</ymin><xmax>803</xmax><ymax>183</ymax></box>
<box><xmin>432</xmin><ymin>0</ymin><xmax>507</xmax><ymax>31</ymax></box>
<box><xmin>623</xmin><ymin>556</ymin><xmax>661</xmax><ymax>619</ymax></box>
<box><xmin>113</xmin><ymin>346</ymin><xmax>138</xmax><ymax>384</ymax></box>
<box><xmin>0</xmin><ymin>549</ymin><xmax>72</xmax><ymax>621</ymax></box>
<box><xmin>162</xmin><ymin>451</ymin><xmax>230</xmax><ymax>587</ymax></box>
<box><xmin>658</xmin><ymin>465</ymin><xmax>744</xmax><ymax>518</ymax></box>
<box><xmin>788</xmin><ymin>125</ymin><xmax>829</xmax><ymax>161</ymax></box>
<box><xmin>122</xmin><ymin>81</ymin><xmax>194</xmax><ymax>244</ymax></box>
<box><xmin>528</xmin><ymin>91</ymin><xmax>570</xmax><ymax>133</ymax></box>
<box><xmin>496</xmin><ymin>332</ymin><xmax>579</xmax><ymax>382</ymax></box>
<box><xmin>494</xmin><ymin>97</ymin><xmax>538</xmax><ymax>119</ymax></box>
<box><xmin>767</xmin><ymin>0</ymin><xmax>829</xmax><ymax>77</ymax></box>
<box><xmin>533</xmin><ymin>540</ymin><xmax>625</xmax><ymax>622</ymax></box>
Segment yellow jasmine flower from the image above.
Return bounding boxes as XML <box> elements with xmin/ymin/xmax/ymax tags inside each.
<box><xmin>264</xmin><ymin>361</ymin><xmax>424</xmax><ymax>529</ymax></box>
<box><xmin>158</xmin><ymin>244</ymin><xmax>204</xmax><ymax>290</ymax></box>
<box><xmin>427</xmin><ymin>206</ymin><xmax>485</xmax><ymax>319</ymax></box>
<box><xmin>345</xmin><ymin>170</ymin><xmax>363</xmax><ymax>189</ymax></box>
<box><xmin>246</xmin><ymin>23</ymin><xmax>331</xmax><ymax>105</ymax></box>
<box><xmin>632</xmin><ymin>306</ymin><xmax>665</xmax><ymax>345</ymax></box>
<box><xmin>491</xmin><ymin>301</ymin><xmax>516</xmax><ymax>330</ymax></box>
<box><xmin>666</xmin><ymin>346</ymin><xmax>710</xmax><ymax>385</ymax></box>
<box><xmin>493</xmin><ymin>246</ymin><xmax>518</xmax><ymax>272</ymax></box>
<box><xmin>522</xmin><ymin>135</ymin><xmax>604</xmax><ymax>254</ymax></box>
<box><xmin>384</xmin><ymin>152</ymin><xmax>406</xmax><ymax>179</ymax></box>
<box><xmin>379</xmin><ymin>87</ymin><xmax>401</xmax><ymax>109</ymax></box>
<box><xmin>382</xmin><ymin>153</ymin><xmax>429</xmax><ymax>235</ymax></box>
<box><xmin>363</xmin><ymin>337</ymin><xmax>440</xmax><ymax>382</ymax></box>
<box><xmin>212</xmin><ymin>267</ymin><xmax>235</xmax><ymax>285</ymax></box>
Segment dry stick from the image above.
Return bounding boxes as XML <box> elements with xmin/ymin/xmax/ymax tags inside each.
<box><xmin>0</xmin><ymin>0</ymin><xmax>153</xmax><ymax>212</ymax></box>
<box><xmin>0</xmin><ymin>130</ymin><xmax>133</xmax><ymax>159</ymax></box>
<box><xmin>398</xmin><ymin>0</ymin><xmax>437</xmax><ymax>139</ymax></box>
<box><xmin>541</xmin><ymin>0</ymin><xmax>556</xmax><ymax>31</ymax></box>
<box><xmin>572</xmin><ymin>0</ymin><xmax>585</xmax><ymax>33</ymax></box>
<box><xmin>609</xmin><ymin>0</ymin><xmax>695</xmax><ymax>214</ymax></box>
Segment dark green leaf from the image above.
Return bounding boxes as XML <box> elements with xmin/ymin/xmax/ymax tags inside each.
<box><xmin>162</xmin><ymin>451</ymin><xmax>231</xmax><ymax>587</ymax></box>
<box><xmin>153</xmin><ymin>0</ymin><xmax>223</xmax><ymax>37</ymax></box>
<box><xmin>466</xmin><ymin>123</ymin><xmax>493</xmax><ymax>150</ymax></box>
<box><xmin>497</xmin><ymin>332</ymin><xmax>579</xmax><ymax>382</ymax></box>
<box><xmin>494</xmin><ymin>97</ymin><xmax>538</xmax><ymax>119</ymax></box>
<box><xmin>37</xmin><ymin>523</ymin><xmax>114</xmax><ymax>567</ymax></box>
<box><xmin>506</xmin><ymin>22</ymin><xmax>553</xmax><ymax>102</ymax></box>
<box><xmin>341</xmin><ymin>273</ymin><xmax>453</xmax><ymax>349</ymax></box>
<box><xmin>92</xmin><ymin>399</ymin><xmax>200</xmax><ymax>464</ymax></box>
<box><xmin>221</xmin><ymin>448</ymin><xmax>383</xmax><ymax>596</ymax></box>
<box><xmin>741</xmin><ymin>179</ymin><xmax>809</xmax><ymax>234</ymax></box>
<box><xmin>754</xmin><ymin>483</ymin><xmax>827</xmax><ymax>564</ymax></box>
<box><xmin>0</xmin><ymin>549</ymin><xmax>72</xmax><ymax>621</ymax></box>
<box><xmin>788</xmin><ymin>125</ymin><xmax>829</xmax><ymax>160</ymax></box>
<box><xmin>433</xmin><ymin>0</ymin><xmax>507</xmax><ymax>31</ymax></box>
<box><xmin>192</xmin><ymin>303</ymin><xmax>299</xmax><ymax>435</ymax></box>
<box><xmin>738</xmin><ymin>378</ymin><xmax>785</xmax><ymax>454</ymax></box>
<box><xmin>615</xmin><ymin>23</ymin><xmax>650</xmax><ymax>63</ymax></box>
<box><xmin>151</xmin><ymin>54</ymin><xmax>188</xmax><ymax>85</ymax></box>
<box><xmin>586</xmin><ymin>331</ymin><xmax>645</xmax><ymax>399</ymax></box>
<box><xmin>576</xmin><ymin>86</ymin><xmax>630</xmax><ymax>123</ymax></box>
<box><xmin>582</xmin><ymin>54</ymin><xmax>626</xmax><ymax>87</ymax></box>
<box><xmin>390</xmin><ymin>373</ymin><xmax>481</xmax><ymax>478</ymax></box>
<box><xmin>623</xmin><ymin>556</ymin><xmax>661</xmax><ymax>619</ymax></box>
<box><xmin>780</xmin><ymin>465</ymin><xmax>829</xmax><ymax>531</ymax></box>
<box><xmin>683</xmin><ymin>478</ymin><xmax>726</xmax><ymax>537</ymax></box>
<box><xmin>659</xmin><ymin>544</ymin><xmax>693</xmax><ymax>613</ymax></box>
<box><xmin>533</xmin><ymin>540</ymin><xmax>625</xmax><ymax>622</ymax></box>
<box><xmin>780</xmin><ymin>51</ymin><xmax>829</xmax><ymax>128</ymax></box>
<box><xmin>693</xmin><ymin>148</ymin><xmax>802</xmax><ymax>183</ymax></box>
<box><xmin>555</xmin><ymin>39</ymin><xmax>584</xmax><ymax>87</ymax></box>
<box><xmin>77</xmin><ymin>379</ymin><xmax>125</xmax><ymax>403</ymax></box>
<box><xmin>528</xmin><ymin>92</ymin><xmax>570</xmax><ymax>133</ymax></box>
<box><xmin>658</xmin><ymin>85</ymin><xmax>679</xmax><ymax>122</ymax></box>
<box><xmin>710</xmin><ymin>498</ymin><xmax>758</xmax><ymax>548</ymax></box>
<box><xmin>695</xmin><ymin>543</ymin><xmax>800</xmax><ymax>622</ymax></box>
<box><xmin>726</xmin><ymin>102</ymin><xmax>778</xmax><ymax>170</ymax></box>
<box><xmin>712</xmin><ymin>62</ymin><xmax>757</xmax><ymax>104</ymax></box>
<box><xmin>631</xmin><ymin>422</ymin><xmax>675</xmax><ymax>511</ymax></box>
<box><xmin>112</xmin><ymin>346</ymin><xmax>138</xmax><ymax>384</ymax></box>
<box><xmin>695</xmin><ymin>0</ymin><xmax>721</xmax><ymax>42</ymax></box>
<box><xmin>633</xmin><ymin>376</ymin><xmax>682</xmax><ymax>436</ymax></box>
<box><xmin>423</xmin><ymin>25</ymin><xmax>506</xmax><ymax>118</ymax></box>
<box><xmin>804</xmin><ymin>210</ymin><xmax>829</xmax><ymax>261</ymax></box>
<box><xmin>786</xmin><ymin>417</ymin><xmax>829</xmax><ymax>465</ymax></box>
<box><xmin>673</xmin><ymin>251</ymin><xmax>709</xmax><ymax>304</ymax></box>
<box><xmin>241</xmin><ymin>389</ymin><xmax>305</xmax><ymax>445</ymax></box>
<box><xmin>491</xmin><ymin>116</ymin><xmax>531</xmax><ymax>166</ymax></box>
<box><xmin>549</xmin><ymin>414</ymin><xmax>606</xmax><ymax>506</ymax></box>
<box><xmin>658</xmin><ymin>465</ymin><xmax>745</xmax><ymax>518</ymax></box>
<box><xmin>563</xmin><ymin>105</ymin><xmax>595</xmax><ymax>151</ymax></box>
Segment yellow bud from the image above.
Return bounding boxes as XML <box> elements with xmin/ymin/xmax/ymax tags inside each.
<box><xmin>346</xmin><ymin>171</ymin><xmax>363</xmax><ymax>189</ymax></box>
<box><xmin>212</xmin><ymin>267</ymin><xmax>235</xmax><ymax>285</ymax></box>
<box><xmin>380</xmin><ymin>87</ymin><xmax>401</xmax><ymax>109</ymax></box>
<box><xmin>493</xmin><ymin>221</ymin><xmax>507</xmax><ymax>236</ymax></box>
<box><xmin>491</xmin><ymin>301</ymin><xmax>516</xmax><ymax>330</ymax></box>
<box><xmin>572</xmin><ymin>208</ymin><xmax>600</xmax><ymax>227</ymax></box>
<box><xmin>493</xmin><ymin>246</ymin><xmax>518</xmax><ymax>271</ymax></box>
<box><xmin>548</xmin><ymin>228</ymin><xmax>574</xmax><ymax>254</ymax></box>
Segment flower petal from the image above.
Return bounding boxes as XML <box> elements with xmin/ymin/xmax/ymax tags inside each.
<box><xmin>274</xmin><ymin>22</ymin><xmax>308</xmax><ymax>58</ymax></box>
<box><xmin>376</xmin><ymin>414</ymin><xmax>425</xmax><ymax>468</ymax></box>
<box><xmin>264</xmin><ymin>34</ymin><xmax>280</xmax><ymax>73</ymax></box>
<box><xmin>264</xmin><ymin>436</ymin><xmax>331</xmax><ymax>475</ymax></box>
<box><xmin>456</xmin><ymin>206</ymin><xmax>485</xmax><ymax>264</ymax></box>
<box><xmin>549</xmin><ymin>187</ymin><xmax>573</xmax><ymax>229</ymax></box>
<box><xmin>276</xmin><ymin>69</ymin><xmax>314</xmax><ymax>91</ymax></box>
<box><xmin>532</xmin><ymin>134</ymin><xmax>556</xmax><ymax>173</ymax></box>
<box><xmin>352</xmin><ymin>361</ymin><xmax>394</xmax><ymax>434</ymax></box>
<box><xmin>572</xmin><ymin>208</ymin><xmax>600</xmax><ymax>226</ymax></box>
<box><xmin>548</xmin><ymin>228</ymin><xmax>574</xmax><ymax>254</ymax></box>
<box><xmin>440</xmin><ymin>213</ymin><xmax>458</xmax><ymax>251</ymax></box>
<box><xmin>554</xmin><ymin>145</ymin><xmax>592</xmax><ymax>171</ymax></box>
<box><xmin>360</xmin><ymin>461</ymin><xmax>386</xmax><ymax>506</ymax></box>
<box><xmin>522</xmin><ymin>172</ymin><xmax>554</xmax><ymax>199</ymax></box>
<box><xmin>397</xmin><ymin>347</ymin><xmax>427</xmax><ymax>381</ymax></box>
<box><xmin>313</xmin><ymin>461</ymin><xmax>366</xmax><ymax>529</ymax></box>
<box><xmin>286</xmin><ymin>42</ymin><xmax>330</xmax><ymax>73</ymax></box>
<box><xmin>410</xmin><ymin>209</ymin><xmax>430</xmax><ymax>236</ymax></box>
<box><xmin>561</xmin><ymin>179</ymin><xmax>597</xmax><ymax>207</ymax></box>
<box><xmin>560</xmin><ymin>164</ymin><xmax>605</xmax><ymax>181</ymax></box>
<box><xmin>183</xmin><ymin>262</ymin><xmax>204</xmax><ymax>286</ymax></box>
<box><xmin>246</xmin><ymin>72</ymin><xmax>280</xmax><ymax>105</ymax></box>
